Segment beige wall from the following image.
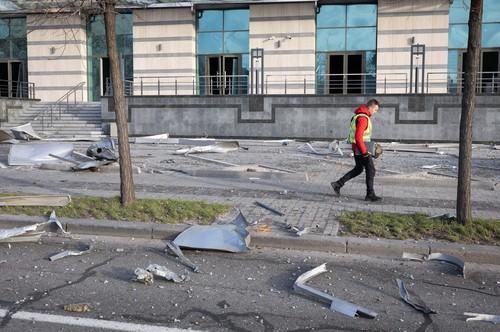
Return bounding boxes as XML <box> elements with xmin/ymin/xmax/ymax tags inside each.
<box><xmin>377</xmin><ymin>0</ymin><xmax>450</xmax><ymax>93</ymax></box>
<box><xmin>133</xmin><ymin>8</ymin><xmax>196</xmax><ymax>96</ymax></box>
<box><xmin>249</xmin><ymin>2</ymin><xmax>316</xmax><ymax>94</ymax></box>
<box><xmin>27</xmin><ymin>14</ymin><xmax>87</xmax><ymax>102</ymax></box>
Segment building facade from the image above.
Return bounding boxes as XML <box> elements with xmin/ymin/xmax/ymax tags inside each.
<box><xmin>0</xmin><ymin>0</ymin><xmax>499</xmax><ymax>101</ymax></box>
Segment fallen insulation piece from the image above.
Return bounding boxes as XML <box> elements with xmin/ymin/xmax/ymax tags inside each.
<box><xmin>254</xmin><ymin>201</ymin><xmax>285</xmax><ymax>216</ymax></box>
<box><xmin>464</xmin><ymin>312</ymin><xmax>500</xmax><ymax>324</ymax></box>
<box><xmin>401</xmin><ymin>252</ymin><xmax>465</xmax><ymax>277</ymax></box>
<box><xmin>165</xmin><ymin>240</ymin><xmax>200</xmax><ymax>273</ymax></box>
<box><xmin>0</xmin><ymin>195</ymin><xmax>71</xmax><ymax>207</ymax></box>
<box><xmin>49</xmin><ymin>245</ymin><xmax>91</xmax><ymax>261</ymax></box>
<box><xmin>173</xmin><ymin>210</ymin><xmax>250</xmax><ymax>253</ymax></box>
<box><xmin>134</xmin><ymin>268</ymin><xmax>154</xmax><ymax>285</ymax></box>
<box><xmin>133</xmin><ymin>133</ymin><xmax>170</xmax><ymax>144</ymax></box>
<box><xmin>146</xmin><ymin>264</ymin><xmax>186</xmax><ymax>283</ymax></box>
<box><xmin>396</xmin><ymin>279</ymin><xmax>436</xmax><ymax>314</ymax></box>
<box><xmin>10</xmin><ymin>123</ymin><xmax>43</xmax><ymax>140</ymax></box>
<box><xmin>293</xmin><ymin>263</ymin><xmax>377</xmax><ymax>318</ymax></box>
<box><xmin>174</xmin><ymin>141</ymin><xmax>239</xmax><ymax>155</ymax></box>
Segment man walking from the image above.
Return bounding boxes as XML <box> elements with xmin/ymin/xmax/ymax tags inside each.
<box><xmin>331</xmin><ymin>99</ymin><xmax>382</xmax><ymax>202</ymax></box>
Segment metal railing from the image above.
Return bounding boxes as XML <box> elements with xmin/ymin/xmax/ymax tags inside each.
<box><xmin>0</xmin><ymin>79</ymin><xmax>36</xmax><ymax>99</ymax></box>
<box><xmin>35</xmin><ymin>81</ymin><xmax>85</xmax><ymax>130</ymax></box>
<box><xmin>103</xmin><ymin>71</ymin><xmax>500</xmax><ymax>97</ymax></box>
<box><xmin>426</xmin><ymin>71</ymin><xmax>500</xmax><ymax>94</ymax></box>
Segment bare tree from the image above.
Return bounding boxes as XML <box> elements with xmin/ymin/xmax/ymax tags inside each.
<box><xmin>28</xmin><ymin>0</ymin><xmax>136</xmax><ymax>205</ymax></box>
<box><xmin>103</xmin><ymin>0</ymin><xmax>135</xmax><ymax>204</ymax></box>
<box><xmin>457</xmin><ymin>0</ymin><xmax>483</xmax><ymax>225</ymax></box>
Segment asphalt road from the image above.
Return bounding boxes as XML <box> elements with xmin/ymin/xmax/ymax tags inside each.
<box><xmin>0</xmin><ymin>235</ymin><xmax>499</xmax><ymax>332</ymax></box>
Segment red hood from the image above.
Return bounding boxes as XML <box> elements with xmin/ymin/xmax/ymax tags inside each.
<box><xmin>354</xmin><ymin>104</ymin><xmax>371</xmax><ymax>117</ymax></box>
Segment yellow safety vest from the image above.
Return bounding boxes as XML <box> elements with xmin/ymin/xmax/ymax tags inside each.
<box><xmin>348</xmin><ymin>114</ymin><xmax>372</xmax><ymax>144</ymax></box>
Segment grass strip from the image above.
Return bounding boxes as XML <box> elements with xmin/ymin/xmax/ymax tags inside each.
<box><xmin>338</xmin><ymin>211</ymin><xmax>500</xmax><ymax>245</ymax></box>
<box><xmin>0</xmin><ymin>195</ymin><xmax>230</xmax><ymax>225</ymax></box>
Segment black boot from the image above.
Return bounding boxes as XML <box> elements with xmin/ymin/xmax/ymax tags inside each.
<box><xmin>331</xmin><ymin>181</ymin><xmax>342</xmax><ymax>196</ymax></box>
<box><xmin>365</xmin><ymin>193</ymin><xmax>382</xmax><ymax>202</ymax></box>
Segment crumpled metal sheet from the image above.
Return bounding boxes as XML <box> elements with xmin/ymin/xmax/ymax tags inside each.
<box><xmin>71</xmin><ymin>159</ymin><xmax>114</xmax><ymax>171</ymax></box>
<box><xmin>10</xmin><ymin>123</ymin><xmax>43</xmax><ymax>140</ymax></box>
<box><xmin>87</xmin><ymin>138</ymin><xmax>118</xmax><ymax>161</ymax></box>
<box><xmin>401</xmin><ymin>252</ymin><xmax>465</xmax><ymax>277</ymax></box>
<box><xmin>173</xmin><ymin>210</ymin><xmax>250</xmax><ymax>253</ymax></box>
<box><xmin>396</xmin><ymin>278</ymin><xmax>436</xmax><ymax>314</ymax></box>
<box><xmin>293</xmin><ymin>263</ymin><xmax>377</xmax><ymax>318</ymax></box>
<box><xmin>174</xmin><ymin>141</ymin><xmax>239</xmax><ymax>155</ymax></box>
<box><xmin>165</xmin><ymin>240</ymin><xmax>200</xmax><ymax>273</ymax></box>
<box><xmin>146</xmin><ymin>264</ymin><xmax>186</xmax><ymax>283</ymax></box>
<box><xmin>0</xmin><ymin>210</ymin><xmax>67</xmax><ymax>243</ymax></box>
<box><xmin>8</xmin><ymin>143</ymin><xmax>74</xmax><ymax>166</ymax></box>
<box><xmin>464</xmin><ymin>312</ymin><xmax>500</xmax><ymax>324</ymax></box>
<box><xmin>49</xmin><ymin>244</ymin><xmax>91</xmax><ymax>261</ymax></box>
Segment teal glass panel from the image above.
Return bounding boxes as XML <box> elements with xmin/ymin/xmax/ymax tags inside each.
<box><xmin>317</xmin><ymin>28</ymin><xmax>345</xmax><ymax>51</ymax></box>
<box><xmin>10</xmin><ymin>18</ymin><xmax>26</xmax><ymax>38</ymax></box>
<box><xmin>347</xmin><ymin>5</ymin><xmax>377</xmax><ymax>27</ymax></box>
<box><xmin>89</xmin><ymin>15</ymin><xmax>106</xmax><ymax>36</ymax></box>
<box><xmin>11</xmin><ymin>38</ymin><xmax>26</xmax><ymax>59</ymax></box>
<box><xmin>224</xmin><ymin>9</ymin><xmax>249</xmax><ymax>31</ymax></box>
<box><xmin>449</xmin><ymin>0</ymin><xmax>470</xmax><ymax>24</ymax></box>
<box><xmin>91</xmin><ymin>35</ymin><xmax>107</xmax><ymax>56</ymax></box>
<box><xmin>484</xmin><ymin>0</ymin><xmax>500</xmax><ymax>23</ymax></box>
<box><xmin>365</xmin><ymin>51</ymin><xmax>376</xmax><ymax>93</ymax></box>
<box><xmin>449</xmin><ymin>24</ymin><xmax>468</xmax><ymax>49</ymax></box>
<box><xmin>241</xmin><ymin>53</ymin><xmax>249</xmax><ymax>73</ymax></box>
<box><xmin>315</xmin><ymin>53</ymin><xmax>327</xmax><ymax>94</ymax></box>
<box><xmin>198</xmin><ymin>10</ymin><xmax>223</xmax><ymax>32</ymax></box>
<box><xmin>116</xmin><ymin>14</ymin><xmax>132</xmax><ymax>35</ymax></box>
<box><xmin>317</xmin><ymin>5</ymin><xmax>345</xmax><ymax>28</ymax></box>
<box><xmin>0</xmin><ymin>40</ymin><xmax>9</xmax><ymax>58</ymax></box>
<box><xmin>448</xmin><ymin>50</ymin><xmax>459</xmax><ymax>93</ymax></box>
<box><xmin>347</xmin><ymin>27</ymin><xmax>376</xmax><ymax>51</ymax></box>
<box><xmin>197</xmin><ymin>32</ymin><xmax>223</xmax><ymax>54</ymax></box>
<box><xmin>197</xmin><ymin>55</ymin><xmax>206</xmax><ymax>95</ymax></box>
<box><xmin>483</xmin><ymin>23</ymin><xmax>500</xmax><ymax>47</ymax></box>
<box><xmin>223</xmin><ymin>31</ymin><xmax>248</xmax><ymax>53</ymax></box>
<box><xmin>0</xmin><ymin>19</ymin><xmax>8</xmax><ymax>38</ymax></box>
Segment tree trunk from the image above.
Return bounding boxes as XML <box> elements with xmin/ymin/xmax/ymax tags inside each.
<box><xmin>457</xmin><ymin>0</ymin><xmax>482</xmax><ymax>225</ymax></box>
<box><xmin>103</xmin><ymin>0</ymin><xmax>136</xmax><ymax>205</ymax></box>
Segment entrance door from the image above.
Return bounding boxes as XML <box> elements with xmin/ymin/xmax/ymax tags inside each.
<box><xmin>205</xmin><ymin>55</ymin><xmax>240</xmax><ymax>95</ymax></box>
<box><xmin>0</xmin><ymin>61</ymin><xmax>25</xmax><ymax>98</ymax></box>
<box><xmin>327</xmin><ymin>53</ymin><xmax>363</xmax><ymax>94</ymax></box>
<box><xmin>481</xmin><ymin>51</ymin><xmax>499</xmax><ymax>93</ymax></box>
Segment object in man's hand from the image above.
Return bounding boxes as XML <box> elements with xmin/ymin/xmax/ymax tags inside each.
<box><xmin>374</xmin><ymin>143</ymin><xmax>383</xmax><ymax>159</ymax></box>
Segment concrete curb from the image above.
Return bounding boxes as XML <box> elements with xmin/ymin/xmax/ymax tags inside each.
<box><xmin>1</xmin><ymin>214</ymin><xmax>499</xmax><ymax>265</ymax></box>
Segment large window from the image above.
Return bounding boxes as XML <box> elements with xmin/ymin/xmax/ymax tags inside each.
<box><xmin>448</xmin><ymin>0</ymin><xmax>500</xmax><ymax>93</ymax></box>
<box><xmin>196</xmin><ymin>9</ymin><xmax>249</xmax><ymax>95</ymax></box>
<box><xmin>0</xmin><ymin>17</ymin><xmax>27</xmax><ymax>97</ymax></box>
<box><xmin>316</xmin><ymin>4</ymin><xmax>377</xmax><ymax>94</ymax></box>
<box><xmin>86</xmin><ymin>14</ymin><xmax>133</xmax><ymax>101</ymax></box>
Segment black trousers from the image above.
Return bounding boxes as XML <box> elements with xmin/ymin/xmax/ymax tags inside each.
<box><xmin>336</xmin><ymin>155</ymin><xmax>376</xmax><ymax>195</ymax></box>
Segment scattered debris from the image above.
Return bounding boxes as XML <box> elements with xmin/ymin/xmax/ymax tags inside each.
<box><xmin>173</xmin><ymin>209</ymin><xmax>250</xmax><ymax>253</ymax></box>
<box><xmin>174</xmin><ymin>141</ymin><xmax>240</xmax><ymax>155</ymax></box>
<box><xmin>253</xmin><ymin>224</ymin><xmax>272</xmax><ymax>233</ymax></box>
<box><xmin>396</xmin><ymin>279</ymin><xmax>436</xmax><ymax>314</ymax></box>
<box><xmin>258</xmin><ymin>164</ymin><xmax>296</xmax><ymax>173</ymax></box>
<box><xmin>63</xmin><ymin>303</ymin><xmax>91</xmax><ymax>313</ymax></box>
<box><xmin>429</xmin><ymin>213</ymin><xmax>456</xmax><ymax>221</ymax></box>
<box><xmin>185</xmin><ymin>154</ymin><xmax>239</xmax><ymax>167</ymax></box>
<box><xmin>134</xmin><ymin>268</ymin><xmax>154</xmax><ymax>285</ymax></box>
<box><xmin>4</xmin><ymin>123</ymin><xmax>42</xmax><ymax>141</ymax></box>
<box><xmin>133</xmin><ymin>133</ymin><xmax>170</xmax><ymax>144</ymax></box>
<box><xmin>49</xmin><ymin>244</ymin><xmax>91</xmax><ymax>261</ymax></box>
<box><xmin>146</xmin><ymin>264</ymin><xmax>186</xmax><ymax>283</ymax></box>
<box><xmin>165</xmin><ymin>240</ymin><xmax>200</xmax><ymax>273</ymax></box>
<box><xmin>285</xmin><ymin>224</ymin><xmax>310</xmax><ymax>236</ymax></box>
<box><xmin>8</xmin><ymin>143</ymin><xmax>74</xmax><ymax>166</ymax></box>
<box><xmin>298</xmin><ymin>143</ymin><xmax>339</xmax><ymax>156</ymax></box>
<box><xmin>254</xmin><ymin>201</ymin><xmax>285</xmax><ymax>216</ymax></box>
<box><xmin>0</xmin><ymin>210</ymin><xmax>67</xmax><ymax>243</ymax></box>
<box><xmin>401</xmin><ymin>252</ymin><xmax>465</xmax><ymax>277</ymax></box>
<box><xmin>293</xmin><ymin>263</ymin><xmax>377</xmax><ymax>318</ymax></box>
<box><xmin>421</xmin><ymin>164</ymin><xmax>456</xmax><ymax>170</ymax></box>
<box><xmin>87</xmin><ymin>138</ymin><xmax>118</xmax><ymax>161</ymax></box>
<box><xmin>71</xmin><ymin>159</ymin><xmax>114</xmax><ymax>171</ymax></box>
<box><xmin>0</xmin><ymin>195</ymin><xmax>71</xmax><ymax>207</ymax></box>
<box><xmin>464</xmin><ymin>312</ymin><xmax>500</xmax><ymax>324</ymax></box>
